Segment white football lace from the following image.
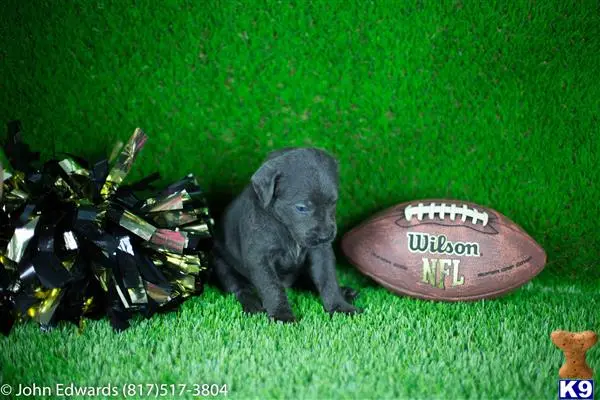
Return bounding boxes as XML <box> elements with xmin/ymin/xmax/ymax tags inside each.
<box><xmin>404</xmin><ymin>202</ymin><xmax>489</xmax><ymax>226</ymax></box>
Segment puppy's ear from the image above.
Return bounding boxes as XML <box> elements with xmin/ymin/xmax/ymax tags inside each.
<box><xmin>332</xmin><ymin>157</ymin><xmax>340</xmax><ymax>172</ymax></box>
<box><xmin>251</xmin><ymin>161</ymin><xmax>280</xmax><ymax>208</ymax></box>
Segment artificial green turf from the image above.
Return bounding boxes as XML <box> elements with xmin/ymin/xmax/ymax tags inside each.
<box><xmin>1</xmin><ymin>0</ymin><xmax>599</xmax><ymax>399</ymax></box>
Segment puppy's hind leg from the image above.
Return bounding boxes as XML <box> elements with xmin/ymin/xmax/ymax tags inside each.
<box><xmin>295</xmin><ymin>272</ymin><xmax>360</xmax><ymax>303</ymax></box>
<box><xmin>212</xmin><ymin>253</ymin><xmax>265</xmax><ymax>314</ymax></box>
<box><xmin>340</xmin><ymin>287</ymin><xmax>359</xmax><ymax>303</ymax></box>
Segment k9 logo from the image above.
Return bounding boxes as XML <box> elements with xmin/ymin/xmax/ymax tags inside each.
<box><xmin>559</xmin><ymin>380</ymin><xmax>594</xmax><ymax>400</ymax></box>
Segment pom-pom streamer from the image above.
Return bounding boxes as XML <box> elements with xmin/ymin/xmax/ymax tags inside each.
<box><xmin>0</xmin><ymin>122</ymin><xmax>214</xmax><ymax>334</ymax></box>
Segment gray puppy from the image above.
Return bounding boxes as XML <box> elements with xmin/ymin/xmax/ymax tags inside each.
<box><xmin>212</xmin><ymin>147</ymin><xmax>361</xmax><ymax>322</ymax></box>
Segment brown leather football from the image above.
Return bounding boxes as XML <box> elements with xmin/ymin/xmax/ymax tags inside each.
<box><xmin>341</xmin><ymin>199</ymin><xmax>547</xmax><ymax>301</ymax></box>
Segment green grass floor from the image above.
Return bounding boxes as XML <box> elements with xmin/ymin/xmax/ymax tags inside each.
<box><xmin>1</xmin><ymin>0</ymin><xmax>599</xmax><ymax>398</ymax></box>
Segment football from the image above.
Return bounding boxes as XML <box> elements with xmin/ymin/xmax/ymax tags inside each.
<box><xmin>341</xmin><ymin>199</ymin><xmax>547</xmax><ymax>301</ymax></box>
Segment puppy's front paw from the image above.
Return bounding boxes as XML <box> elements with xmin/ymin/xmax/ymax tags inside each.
<box><xmin>327</xmin><ymin>301</ymin><xmax>363</xmax><ymax>316</ymax></box>
<box><xmin>235</xmin><ymin>290</ymin><xmax>265</xmax><ymax>314</ymax></box>
<box><xmin>269</xmin><ymin>308</ymin><xmax>297</xmax><ymax>324</ymax></box>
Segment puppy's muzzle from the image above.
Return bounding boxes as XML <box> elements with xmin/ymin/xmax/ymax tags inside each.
<box><xmin>309</xmin><ymin>231</ymin><xmax>336</xmax><ymax>247</ymax></box>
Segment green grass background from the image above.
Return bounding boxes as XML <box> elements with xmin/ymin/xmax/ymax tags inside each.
<box><xmin>1</xmin><ymin>0</ymin><xmax>599</xmax><ymax>398</ymax></box>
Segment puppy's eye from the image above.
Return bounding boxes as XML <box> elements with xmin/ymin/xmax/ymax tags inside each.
<box><xmin>295</xmin><ymin>204</ymin><xmax>310</xmax><ymax>213</ymax></box>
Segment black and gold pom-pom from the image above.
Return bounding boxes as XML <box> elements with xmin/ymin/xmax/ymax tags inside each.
<box><xmin>0</xmin><ymin>121</ymin><xmax>214</xmax><ymax>334</ymax></box>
